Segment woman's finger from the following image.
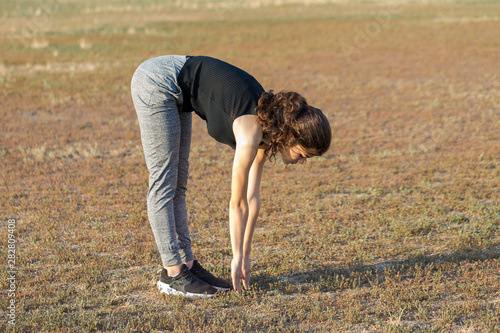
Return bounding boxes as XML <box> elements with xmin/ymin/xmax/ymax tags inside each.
<box><xmin>242</xmin><ymin>273</ymin><xmax>250</xmax><ymax>290</ymax></box>
<box><xmin>232</xmin><ymin>257</ymin><xmax>244</xmax><ymax>294</ymax></box>
<box><xmin>232</xmin><ymin>275</ymin><xmax>242</xmax><ymax>294</ymax></box>
<box><xmin>240</xmin><ymin>271</ymin><xmax>246</xmax><ymax>290</ymax></box>
<box><xmin>242</xmin><ymin>258</ymin><xmax>251</xmax><ymax>290</ymax></box>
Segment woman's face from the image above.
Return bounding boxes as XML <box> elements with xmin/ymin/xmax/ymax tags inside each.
<box><xmin>279</xmin><ymin>144</ymin><xmax>315</xmax><ymax>165</ymax></box>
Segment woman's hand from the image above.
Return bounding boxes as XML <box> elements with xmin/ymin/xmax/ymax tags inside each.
<box><xmin>231</xmin><ymin>256</ymin><xmax>250</xmax><ymax>294</ymax></box>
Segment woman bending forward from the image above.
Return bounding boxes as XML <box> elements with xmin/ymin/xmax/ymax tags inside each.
<box><xmin>131</xmin><ymin>55</ymin><xmax>331</xmax><ymax>297</ymax></box>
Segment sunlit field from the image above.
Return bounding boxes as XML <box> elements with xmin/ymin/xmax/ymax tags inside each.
<box><xmin>1</xmin><ymin>0</ymin><xmax>499</xmax><ymax>331</ymax></box>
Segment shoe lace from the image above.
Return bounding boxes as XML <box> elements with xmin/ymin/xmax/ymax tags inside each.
<box><xmin>181</xmin><ymin>269</ymin><xmax>200</xmax><ymax>283</ymax></box>
<box><xmin>193</xmin><ymin>262</ymin><xmax>211</xmax><ymax>278</ymax></box>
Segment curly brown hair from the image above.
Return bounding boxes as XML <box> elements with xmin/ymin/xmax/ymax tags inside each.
<box><xmin>256</xmin><ymin>90</ymin><xmax>331</xmax><ymax>160</ymax></box>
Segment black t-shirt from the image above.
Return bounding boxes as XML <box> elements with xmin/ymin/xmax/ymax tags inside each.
<box><xmin>177</xmin><ymin>56</ymin><xmax>265</xmax><ymax>149</ymax></box>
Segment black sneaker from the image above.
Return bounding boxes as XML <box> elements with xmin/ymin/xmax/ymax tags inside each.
<box><xmin>157</xmin><ymin>264</ymin><xmax>217</xmax><ymax>298</ymax></box>
<box><xmin>190</xmin><ymin>260</ymin><xmax>231</xmax><ymax>291</ymax></box>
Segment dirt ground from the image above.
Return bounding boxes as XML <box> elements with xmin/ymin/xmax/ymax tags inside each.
<box><xmin>1</xmin><ymin>0</ymin><xmax>499</xmax><ymax>332</ymax></box>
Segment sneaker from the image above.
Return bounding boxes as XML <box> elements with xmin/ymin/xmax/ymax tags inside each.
<box><xmin>157</xmin><ymin>264</ymin><xmax>217</xmax><ymax>298</ymax></box>
<box><xmin>190</xmin><ymin>260</ymin><xmax>231</xmax><ymax>291</ymax></box>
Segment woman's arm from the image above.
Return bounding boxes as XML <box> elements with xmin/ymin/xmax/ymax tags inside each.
<box><xmin>235</xmin><ymin>148</ymin><xmax>266</xmax><ymax>293</ymax></box>
<box><xmin>230</xmin><ymin>144</ymin><xmax>257</xmax><ymax>260</ymax></box>
<box><xmin>230</xmin><ymin>115</ymin><xmax>263</xmax><ymax>293</ymax></box>
<box><xmin>243</xmin><ymin>148</ymin><xmax>266</xmax><ymax>257</ymax></box>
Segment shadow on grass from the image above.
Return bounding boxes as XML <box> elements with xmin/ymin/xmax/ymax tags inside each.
<box><xmin>252</xmin><ymin>246</ymin><xmax>500</xmax><ymax>294</ymax></box>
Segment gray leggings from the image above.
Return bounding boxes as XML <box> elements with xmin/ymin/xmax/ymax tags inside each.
<box><xmin>130</xmin><ymin>55</ymin><xmax>194</xmax><ymax>267</ymax></box>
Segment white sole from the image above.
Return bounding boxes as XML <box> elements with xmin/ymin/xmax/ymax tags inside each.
<box><xmin>157</xmin><ymin>280</ymin><xmax>215</xmax><ymax>298</ymax></box>
<box><xmin>213</xmin><ymin>286</ymin><xmax>230</xmax><ymax>291</ymax></box>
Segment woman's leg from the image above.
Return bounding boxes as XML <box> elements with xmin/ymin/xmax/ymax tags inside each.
<box><xmin>173</xmin><ymin>107</ymin><xmax>194</xmax><ymax>265</ymax></box>
<box><xmin>131</xmin><ymin>55</ymin><xmax>193</xmax><ymax>273</ymax></box>
<box><xmin>131</xmin><ymin>57</ymin><xmax>219</xmax><ymax>297</ymax></box>
<box><xmin>135</xmin><ymin>99</ymin><xmax>185</xmax><ymax>269</ymax></box>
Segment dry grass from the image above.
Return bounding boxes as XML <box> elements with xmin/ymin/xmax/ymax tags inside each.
<box><xmin>1</xmin><ymin>0</ymin><xmax>499</xmax><ymax>332</ymax></box>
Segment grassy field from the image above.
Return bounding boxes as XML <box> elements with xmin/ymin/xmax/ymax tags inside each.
<box><xmin>1</xmin><ymin>0</ymin><xmax>499</xmax><ymax>331</ymax></box>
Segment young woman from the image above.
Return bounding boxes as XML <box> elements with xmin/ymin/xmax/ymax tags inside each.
<box><xmin>131</xmin><ymin>55</ymin><xmax>331</xmax><ymax>298</ymax></box>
